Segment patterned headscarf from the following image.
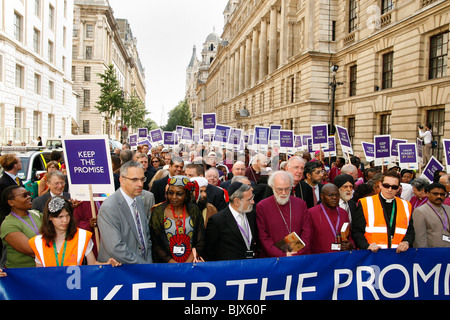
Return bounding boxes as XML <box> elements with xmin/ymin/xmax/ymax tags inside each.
<box><xmin>167</xmin><ymin>175</ymin><xmax>199</xmax><ymax>194</ymax></box>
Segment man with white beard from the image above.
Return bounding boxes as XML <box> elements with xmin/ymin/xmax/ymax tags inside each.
<box><xmin>256</xmin><ymin>171</ymin><xmax>312</xmax><ymax>257</ymax></box>
<box><xmin>333</xmin><ymin>174</ymin><xmax>357</xmax><ymax>223</ymax></box>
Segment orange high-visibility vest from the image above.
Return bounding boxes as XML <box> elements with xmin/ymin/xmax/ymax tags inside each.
<box><xmin>29</xmin><ymin>228</ymin><xmax>92</xmax><ymax>267</ymax></box>
<box><xmin>359</xmin><ymin>195</ymin><xmax>411</xmax><ymax>248</ymax></box>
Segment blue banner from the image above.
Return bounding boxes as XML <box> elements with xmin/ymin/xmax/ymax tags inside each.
<box><xmin>1</xmin><ymin>248</ymin><xmax>450</xmax><ymax>300</ymax></box>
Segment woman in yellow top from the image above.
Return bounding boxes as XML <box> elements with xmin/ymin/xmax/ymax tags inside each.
<box><xmin>29</xmin><ymin>196</ymin><xmax>120</xmax><ymax>267</ymax></box>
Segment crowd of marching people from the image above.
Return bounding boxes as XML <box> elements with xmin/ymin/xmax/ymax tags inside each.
<box><xmin>0</xmin><ymin>141</ymin><xmax>449</xmax><ymax>276</ymax></box>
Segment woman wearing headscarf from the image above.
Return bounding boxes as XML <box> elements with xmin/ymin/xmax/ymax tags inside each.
<box><xmin>149</xmin><ymin>176</ymin><xmax>205</xmax><ymax>263</ymax></box>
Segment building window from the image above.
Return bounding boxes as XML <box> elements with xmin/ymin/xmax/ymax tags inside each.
<box><xmin>348</xmin><ymin>117</ymin><xmax>356</xmax><ymax>145</ymax></box>
<box><xmin>33</xmin><ymin>28</ymin><xmax>40</xmax><ymax>54</ymax></box>
<box><xmin>48</xmin><ymin>80</ymin><xmax>54</xmax><ymax>99</ymax></box>
<box><xmin>83</xmin><ymin>90</ymin><xmax>90</xmax><ymax>108</ymax></box>
<box><xmin>84</xmin><ymin>66</ymin><xmax>91</xmax><ymax>81</ymax></box>
<box><xmin>15</xmin><ymin>64</ymin><xmax>24</xmax><ymax>89</ymax></box>
<box><xmin>85</xmin><ymin>46</ymin><xmax>93</xmax><ymax>59</ymax></box>
<box><xmin>72</xmin><ymin>66</ymin><xmax>76</xmax><ymax>81</ymax></box>
<box><xmin>86</xmin><ymin>24</ymin><xmax>94</xmax><ymax>38</ymax></box>
<box><xmin>48</xmin><ymin>114</ymin><xmax>55</xmax><ymax>137</ymax></box>
<box><xmin>381</xmin><ymin>0</ymin><xmax>393</xmax><ymax>14</ymax></box>
<box><xmin>48</xmin><ymin>5</ymin><xmax>54</xmax><ymax>30</ymax></box>
<box><xmin>382</xmin><ymin>52</ymin><xmax>393</xmax><ymax>89</ymax></box>
<box><xmin>48</xmin><ymin>40</ymin><xmax>54</xmax><ymax>63</ymax></box>
<box><xmin>14</xmin><ymin>12</ymin><xmax>23</xmax><ymax>42</ymax></box>
<box><xmin>33</xmin><ymin>111</ymin><xmax>41</xmax><ymax>140</ymax></box>
<box><xmin>349</xmin><ymin>65</ymin><xmax>357</xmax><ymax>97</ymax></box>
<box><xmin>34</xmin><ymin>73</ymin><xmax>41</xmax><ymax>95</ymax></box>
<box><xmin>34</xmin><ymin>0</ymin><xmax>41</xmax><ymax>17</ymax></box>
<box><xmin>429</xmin><ymin>31</ymin><xmax>448</xmax><ymax>79</ymax></box>
<box><xmin>427</xmin><ymin>108</ymin><xmax>445</xmax><ymax>162</ymax></box>
<box><xmin>380</xmin><ymin>113</ymin><xmax>391</xmax><ymax>135</ymax></box>
<box><xmin>348</xmin><ymin>0</ymin><xmax>357</xmax><ymax>33</ymax></box>
<box><xmin>83</xmin><ymin>120</ymin><xmax>90</xmax><ymax>134</ymax></box>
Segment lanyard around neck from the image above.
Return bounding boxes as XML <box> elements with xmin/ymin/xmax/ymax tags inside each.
<box><xmin>53</xmin><ymin>239</ymin><xmax>67</xmax><ymax>267</ymax></box>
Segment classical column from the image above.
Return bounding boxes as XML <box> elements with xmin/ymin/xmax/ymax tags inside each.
<box><xmin>259</xmin><ymin>17</ymin><xmax>268</xmax><ymax>80</ymax></box>
<box><xmin>229</xmin><ymin>53</ymin><xmax>235</xmax><ymax>99</ymax></box>
<box><xmin>251</xmin><ymin>27</ymin><xmax>259</xmax><ymax>86</ymax></box>
<box><xmin>245</xmin><ymin>35</ymin><xmax>252</xmax><ymax>90</ymax></box>
<box><xmin>268</xmin><ymin>6</ymin><xmax>278</xmax><ymax>74</ymax></box>
<box><xmin>234</xmin><ymin>49</ymin><xmax>240</xmax><ymax>96</ymax></box>
<box><xmin>239</xmin><ymin>43</ymin><xmax>245</xmax><ymax>93</ymax></box>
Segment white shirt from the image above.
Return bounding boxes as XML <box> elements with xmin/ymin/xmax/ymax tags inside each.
<box><xmin>120</xmin><ymin>188</ymin><xmax>146</xmax><ymax>244</ymax></box>
<box><xmin>229</xmin><ymin>204</ymin><xmax>252</xmax><ymax>248</ymax></box>
<box><xmin>419</xmin><ymin>130</ymin><xmax>432</xmax><ymax>144</ymax></box>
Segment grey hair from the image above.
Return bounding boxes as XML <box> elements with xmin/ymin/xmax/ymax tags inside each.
<box><xmin>46</xmin><ymin>169</ymin><xmax>65</xmax><ymax>182</ymax></box>
<box><xmin>410</xmin><ymin>178</ymin><xmax>430</xmax><ymax>191</ymax></box>
<box><xmin>229</xmin><ymin>183</ymin><xmax>252</xmax><ymax>203</ymax></box>
<box><xmin>231</xmin><ymin>175</ymin><xmax>250</xmax><ymax>183</ymax></box>
<box><xmin>120</xmin><ymin>160</ymin><xmax>144</xmax><ymax>177</ymax></box>
<box><xmin>268</xmin><ymin>170</ymin><xmax>294</xmax><ymax>188</ymax></box>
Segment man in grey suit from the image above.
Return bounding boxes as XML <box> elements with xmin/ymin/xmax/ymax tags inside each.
<box><xmin>97</xmin><ymin>161</ymin><xmax>152</xmax><ymax>264</ymax></box>
<box><xmin>32</xmin><ymin>170</ymin><xmax>70</xmax><ymax>213</ymax></box>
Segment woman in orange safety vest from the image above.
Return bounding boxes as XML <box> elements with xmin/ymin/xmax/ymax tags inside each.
<box><xmin>29</xmin><ymin>196</ymin><xmax>121</xmax><ymax>267</ymax></box>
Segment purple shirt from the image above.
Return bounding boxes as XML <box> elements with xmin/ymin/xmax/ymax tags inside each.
<box><xmin>256</xmin><ymin>195</ymin><xmax>311</xmax><ymax>257</ymax></box>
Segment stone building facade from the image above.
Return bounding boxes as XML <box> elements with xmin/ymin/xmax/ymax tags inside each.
<box><xmin>72</xmin><ymin>0</ymin><xmax>145</xmax><ymax>140</ymax></box>
<box><xmin>198</xmin><ymin>0</ymin><xmax>449</xmax><ymax>163</ymax></box>
<box><xmin>0</xmin><ymin>0</ymin><xmax>75</xmax><ymax>145</ymax></box>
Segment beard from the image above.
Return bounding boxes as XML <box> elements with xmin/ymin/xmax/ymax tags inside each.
<box><xmin>340</xmin><ymin>190</ymin><xmax>353</xmax><ymax>202</ymax></box>
<box><xmin>275</xmin><ymin>194</ymin><xmax>290</xmax><ymax>206</ymax></box>
<box><xmin>197</xmin><ymin>198</ymin><xmax>207</xmax><ymax>211</ymax></box>
<box><xmin>238</xmin><ymin>202</ymin><xmax>253</xmax><ymax>214</ymax></box>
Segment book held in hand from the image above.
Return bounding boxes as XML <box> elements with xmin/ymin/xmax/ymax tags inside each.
<box><xmin>341</xmin><ymin>222</ymin><xmax>350</xmax><ymax>241</ymax></box>
<box><xmin>275</xmin><ymin>232</ymin><xmax>305</xmax><ymax>253</ymax></box>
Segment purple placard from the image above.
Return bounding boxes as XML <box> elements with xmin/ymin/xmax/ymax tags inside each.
<box><xmin>182</xmin><ymin>127</ymin><xmax>193</xmax><ymax>141</ymax></box>
<box><xmin>163</xmin><ymin>132</ymin><xmax>175</xmax><ymax>145</ymax></box>
<box><xmin>150</xmin><ymin>129</ymin><xmax>163</xmax><ymax>143</ymax></box>
<box><xmin>138</xmin><ymin>139</ymin><xmax>152</xmax><ymax>147</ymax></box>
<box><xmin>269</xmin><ymin>124</ymin><xmax>282</xmax><ymax>141</ymax></box>
<box><xmin>199</xmin><ymin>128</ymin><xmax>204</xmax><ymax>140</ymax></box>
<box><xmin>229</xmin><ymin>128</ymin><xmax>242</xmax><ymax>145</ymax></box>
<box><xmin>64</xmin><ymin>139</ymin><xmax>111</xmax><ymax>185</ymax></box>
<box><xmin>336</xmin><ymin>125</ymin><xmax>352</xmax><ymax>149</ymax></box>
<box><xmin>193</xmin><ymin>134</ymin><xmax>200</xmax><ymax>143</ymax></box>
<box><xmin>361</xmin><ymin>142</ymin><xmax>375</xmax><ymax>161</ymax></box>
<box><xmin>129</xmin><ymin>134</ymin><xmax>137</xmax><ymax>147</ymax></box>
<box><xmin>214</xmin><ymin>125</ymin><xmax>231</xmax><ymax>143</ymax></box>
<box><xmin>138</xmin><ymin>128</ymin><xmax>148</xmax><ymax>138</ymax></box>
<box><xmin>302</xmin><ymin>135</ymin><xmax>311</xmax><ymax>147</ymax></box>
<box><xmin>391</xmin><ymin>139</ymin><xmax>407</xmax><ymax>157</ymax></box>
<box><xmin>202</xmin><ymin>113</ymin><xmax>216</xmax><ymax>130</ymax></box>
<box><xmin>307</xmin><ymin>138</ymin><xmax>313</xmax><ymax>153</ymax></box>
<box><xmin>374</xmin><ymin>135</ymin><xmax>391</xmax><ymax>159</ymax></box>
<box><xmin>294</xmin><ymin>135</ymin><xmax>302</xmax><ymax>148</ymax></box>
<box><xmin>279</xmin><ymin>130</ymin><xmax>294</xmax><ymax>148</ymax></box>
<box><xmin>443</xmin><ymin>139</ymin><xmax>450</xmax><ymax>172</ymax></box>
<box><xmin>311</xmin><ymin>124</ymin><xmax>328</xmax><ymax>146</ymax></box>
<box><xmin>417</xmin><ymin>138</ymin><xmax>423</xmax><ymax>159</ymax></box>
<box><xmin>176</xmin><ymin>126</ymin><xmax>183</xmax><ymax>137</ymax></box>
<box><xmin>254</xmin><ymin>126</ymin><xmax>270</xmax><ymax>145</ymax></box>
<box><xmin>398</xmin><ymin>143</ymin><xmax>417</xmax><ymax>167</ymax></box>
<box><xmin>323</xmin><ymin>136</ymin><xmax>336</xmax><ymax>155</ymax></box>
<box><xmin>422</xmin><ymin>156</ymin><xmax>444</xmax><ymax>182</ymax></box>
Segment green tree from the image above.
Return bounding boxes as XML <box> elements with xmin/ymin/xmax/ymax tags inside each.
<box><xmin>143</xmin><ymin>118</ymin><xmax>159</xmax><ymax>131</ymax></box>
<box><xmin>122</xmin><ymin>92</ymin><xmax>148</xmax><ymax>130</ymax></box>
<box><xmin>96</xmin><ymin>64</ymin><xmax>124</xmax><ymax>137</ymax></box>
<box><xmin>162</xmin><ymin>99</ymin><xmax>193</xmax><ymax>131</ymax></box>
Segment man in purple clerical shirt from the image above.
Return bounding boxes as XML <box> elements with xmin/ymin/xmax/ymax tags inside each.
<box><xmin>309</xmin><ymin>184</ymin><xmax>354</xmax><ymax>254</ymax></box>
<box><xmin>256</xmin><ymin>170</ymin><xmax>311</xmax><ymax>257</ymax></box>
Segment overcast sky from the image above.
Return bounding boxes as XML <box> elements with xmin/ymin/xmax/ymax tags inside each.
<box><xmin>108</xmin><ymin>0</ymin><xmax>228</xmax><ymax>127</ymax></box>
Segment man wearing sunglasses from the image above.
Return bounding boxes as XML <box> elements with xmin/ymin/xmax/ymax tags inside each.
<box><xmin>352</xmin><ymin>171</ymin><xmax>414</xmax><ymax>253</ymax></box>
<box><xmin>413</xmin><ymin>183</ymin><xmax>450</xmax><ymax>248</ymax></box>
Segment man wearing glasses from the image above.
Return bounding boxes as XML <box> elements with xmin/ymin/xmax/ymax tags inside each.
<box><xmin>97</xmin><ymin>161</ymin><xmax>152</xmax><ymax>264</ymax></box>
<box><xmin>413</xmin><ymin>183</ymin><xmax>450</xmax><ymax>248</ymax></box>
<box><xmin>352</xmin><ymin>171</ymin><xmax>414</xmax><ymax>253</ymax></box>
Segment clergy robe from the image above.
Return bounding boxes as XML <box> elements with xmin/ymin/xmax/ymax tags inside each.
<box><xmin>309</xmin><ymin>204</ymin><xmax>352</xmax><ymax>254</ymax></box>
<box><xmin>256</xmin><ymin>195</ymin><xmax>311</xmax><ymax>257</ymax></box>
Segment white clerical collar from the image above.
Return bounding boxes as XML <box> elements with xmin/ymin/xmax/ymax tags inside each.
<box><xmin>380</xmin><ymin>192</ymin><xmax>395</xmax><ymax>203</ymax></box>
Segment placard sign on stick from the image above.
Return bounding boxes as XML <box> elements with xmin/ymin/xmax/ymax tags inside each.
<box><xmin>443</xmin><ymin>139</ymin><xmax>450</xmax><ymax>173</ymax></box>
<box><xmin>335</xmin><ymin>125</ymin><xmax>353</xmax><ymax>155</ymax></box>
<box><xmin>163</xmin><ymin>132</ymin><xmax>175</xmax><ymax>146</ymax></box>
<box><xmin>421</xmin><ymin>156</ymin><xmax>444</xmax><ymax>183</ymax></box>
<box><xmin>398</xmin><ymin>143</ymin><xmax>418</xmax><ymax>170</ymax></box>
<box><xmin>269</xmin><ymin>124</ymin><xmax>282</xmax><ymax>146</ymax></box>
<box><xmin>323</xmin><ymin>136</ymin><xmax>336</xmax><ymax>157</ymax></box>
<box><xmin>202</xmin><ymin>113</ymin><xmax>217</xmax><ymax>131</ymax></box>
<box><xmin>150</xmin><ymin>129</ymin><xmax>163</xmax><ymax>145</ymax></box>
<box><xmin>62</xmin><ymin>135</ymin><xmax>115</xmax><ymax>201</ymax></box>
<box><xmin>391</xmin><ymin>139</ymin><xmax>407</xmax><ymax>162</ymax></box>
<box><xmin>361</xmin><ymin>142</ymin><xmax>375</xmax><ymax>162</ymax></box>
<box><xmin>213</xmin><ymin>124</ymin><xmax>231</xmax><ymax>148</ymax></box>
<box><xmin>254</xmin><ymin>126</ymin><xmax>270</xmax><ymax>151</ymax></box>
<box><xmin>279</xmin><ymin>130</ymin><xmax>294</xmax><ymax>153</ymax></box>
<box><xmin>374</xmin><ymin>135</ymin><xmax>391</xmax><ymax>166</ymax></box>
<box><xmin>138</xmin><ymin>128</ymin><xmax>148</xmax><ymax>139</ymax></box>
<box><xmin>311</xmin><ymin>124</ymin><xmax>328</xmax><ymax>150</ymax></box>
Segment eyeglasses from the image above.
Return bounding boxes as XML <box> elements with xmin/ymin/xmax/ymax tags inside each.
<box><xmin>274</xmin><ymin>187</ymin><xmax>292</xmax><ymax>194</ymax></box>
<box><xmin>430</xmin><ymin>192</ymin><xmax>446</xmax><ymax>197</ymax></box>
<box><xmin>12</xmin><ymin>191</ymin><xmax>31</xmax><ymax>199</ymax></box>
<box><xmin>381</xmin><ymin>183</ymin><xmax>400</xmax><ymax>190</ymax></box>
<box><xmin>122</xmin><ymin>176</ymin><xmax>147</xmax><ymax>183</ymax></box>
